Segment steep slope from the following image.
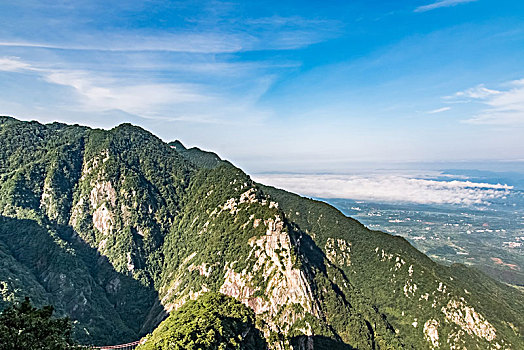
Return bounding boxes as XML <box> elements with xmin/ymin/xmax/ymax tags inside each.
<box><xmin>155</xmin><ymin>157</ymin><xmax>404</xmax><ymax>349</ymax></box>
<box><xmin>260</xmin><ymin>186</ymin><xmax>524</xmax><ymax>349</ymax></box>
<box><xmin>0</xmin><ymin>118</ymin><xmax>161</xmax><ymax>344</ymax></box>
<box><xmin>0</xmin><ymin>117</ymin><xmax>522</xmax><ymax>349</ymax></box>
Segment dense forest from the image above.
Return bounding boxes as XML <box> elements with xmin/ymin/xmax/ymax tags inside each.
<box><xmin>137</xmin><ymin>292</ymin><xmax>266</xmax><ymax>350</ymax></box>
<box><xmin>0</xmin><ymin>116</ymin><xmax>522</xmax><ymax>349</ymax></box>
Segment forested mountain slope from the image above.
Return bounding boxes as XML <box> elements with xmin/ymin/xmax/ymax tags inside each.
<box><xmin>0</xmin><ymin>116</ymin><xmax>522</xmax><ymax>349</ymax></box>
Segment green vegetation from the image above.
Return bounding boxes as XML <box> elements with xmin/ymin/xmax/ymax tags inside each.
<box><xmin>0</xmin><ymin>116</ymin><xmax>522</xmax><ymax>349</ymax></box>
<box><xmin>261</xmin><ymin>185</ymin><xmax>524</xmax><ymax>348</ymax></box>
<box><xmin>0</xmin><ymin>297</ymin><xmax>77</xmax><ymax>350</ymax></box>
<box><xmin>138</xmin><ymin>292</ymin><xmax>266</xmax><ymax>350</ymax></box>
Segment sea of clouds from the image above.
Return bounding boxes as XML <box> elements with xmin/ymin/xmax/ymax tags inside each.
<box><xmin>252</xmin><ymin>173</ymin><xmax>512</xmax><ymax>206</ymax></box>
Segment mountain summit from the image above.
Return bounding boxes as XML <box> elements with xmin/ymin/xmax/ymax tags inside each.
<box><xmin>0</xmin><ymin>117</ymin><xmax>522</xmax><ymax>349</ymax></box>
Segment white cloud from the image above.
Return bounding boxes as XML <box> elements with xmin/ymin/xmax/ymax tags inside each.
<box><xmin>415</xmin><ymin>0</ymin><xmax>478</xmax><ymax>13</ymax></box>
<box><xmin>0</xmin><ymin>15</ymin><xmax>339</xmax><ymax>54</ymax></box>
<box><xmin>427</xmin><ymin>106</ymin><xmax>451</xmax><ymax>114</ymax></box>
<box><xmin>0</xmin><ymin>57</ymin><xmax>33</xmax><ymax>72</ymax></box>
<box><xmin>0</xmin><ymin>56</ymin><xmax>273</xmax><ymax>126</ymax></box>
<box><xmin>0</xmin><ymin>32</ymin><xmax>245</xmax><ymax>54</ymax></box>
<box><xmin>451</xmin><ymin>80</ymin><xmax>524</xmax><ymax>125</ymax></box>
<box><xmin>43</xmin><ymin>70</ymin><xmax>208</xmax><ymax>115</ymax></box>
<box><xmin>0</xmin><ymin>57</ymin><xmax>210</xmax><ymax>117</ymax></box>
<box><xmin>252</xmin><ymin>173</ymin><xmax>512</xmax><ymax>206</ymax></box>
<box><xmin>453</xmin><ymin>84</ymin><xmax>501</xmax><ymax>99</ymax></box>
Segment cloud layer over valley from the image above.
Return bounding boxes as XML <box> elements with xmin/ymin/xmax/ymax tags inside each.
<box><xmin>253</xmin><ymin>173</ymin><xmax>512</xmax><ymax>206</ymax></box>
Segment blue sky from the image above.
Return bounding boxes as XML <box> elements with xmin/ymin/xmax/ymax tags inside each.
<box><xmin>1</xmin><ymin>0</ymin><xmax>524</xmax><ymax>173</ymax></box>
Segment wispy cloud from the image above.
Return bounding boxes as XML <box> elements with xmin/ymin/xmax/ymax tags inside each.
<box><xmin>415</xmin><ymin>0</ymin><xmax>478</xmax><ymax>13</ymax></box>
<box><xmin>0</xmin><ymin>3</ymin><xmax>339</xmax><ymax>132</ymax></box>
<box><xmin>0</xmin><ymin>56</ymin><xmax>273</xmax><ymax>125</ymax></box>
<box><xmin>0</xmin><ymin>57</ymin><xmax>209</xmax><ymax>116</ymax></box>
<box><xmin>453</xmin><ymin>84</ymin><xmax>501</xmax><ymax>99</ymax></box>
<box><xmin>427</xmin><ymin>106</ymin><xmax>451</xmax><ymax>114</ymax></box>
<box><xmin>0</xmin><ymin>57</ymin><xmax>33</xmax><ymax>72</ymax></box>
<box><xmin>253</xmin><ymin>173</ymin><xmax>512</xmax><ymax>206</ymax></box>
<box><xmin>0</xmin><ymin>15</ymin><xmax>339</xmax><ymax>53</ymax></box>
<box><xmin>0</xmin><ymin>32</ymin><xmax>245</xmax><ymax>54</ymax></box>
<box><xmin>45</xmin><ymin>71</ymin><xmax>209</xmax><ymax>114</ymax></box>
<box><xmin>450</xmin><ymin>80</ymin><xmax>524</xmax><ymax>125</ymax></box>
<box><xmin>243</xmin><ymin>15</ymin><xmax>342</xmax><ymax>50</ymax></box>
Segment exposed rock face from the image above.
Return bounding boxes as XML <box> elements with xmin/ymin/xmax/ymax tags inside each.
<box><xmin>151</xmin><ymin>186</ymin><xmax>325</xmax><ymax>347</ymax></box>
<box><xmin>250</xmin><ymin>217</ymin><xmax>318</xmax><ymax>316</ymax></box>
<box><xmin>424</xmin><ymin>319</ymin><xmax>440</xmax><ymax>348</ymax></box>
<box><xmin>442</xmin><ymin>299</ymin><xmax>497</xmax><ymax>341</ymax></box>
<box><xmin>240</xmin><ymin>188</ymin><xmax>257</xmax><ymax>204</ymax></box>
<box><xmin>220</xmin><ymin>215</ymin><xmax>318</xmax><ymax>329</ymax></box>
<box><xmin>89</xmin><ymin>180</ymin><xmax>117</xmax><ymax>209</ymax></box>
<box><xmin>325</xmin><ymin>238</ymin><xmax>351</xmax><ymax>266</ymax></box>
<box><xmin>71</xmin><ymin>150</ymin><xmax>118</xmax><ymax>239</ymax></box>
<box><xmin>1</xmin><ymin>118</ymin><xmax>522</xmax><ymax>349</ymax></box>
<box><xmin>88</xmin><ymin>179</ymin><xmax>117</xmax><ymax>236</ymax></box>
<box><xmin>188</xmin><ymin>262</ymin><xmax>213</xmax><ymax>277</ymax></box>
<box><xmin>92</xmin><ymin>203</ymin><xmax>114</xmax><ymax>235</ymax></box>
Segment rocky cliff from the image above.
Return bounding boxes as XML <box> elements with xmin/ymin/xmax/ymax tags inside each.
<box><xmin>0</xmin><ymin>116</ymin><xmax>522</xmax><ymax>349</ymax></box>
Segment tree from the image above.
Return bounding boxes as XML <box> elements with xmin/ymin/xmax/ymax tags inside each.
<box><xmin>0</xmin><ymin>297</ymin><xmax>77</xmax><ymax>350</ymax></box>
<box><xmin>138</xmin><ymin>292</ymin><xmax>267</xmax><ymax>350</ymax></box>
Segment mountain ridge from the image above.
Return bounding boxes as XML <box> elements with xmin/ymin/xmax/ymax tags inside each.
<box><xmin>0</xmin><ymin>116</ymin><xmax>522</xmax><ymax>349</ymax></box>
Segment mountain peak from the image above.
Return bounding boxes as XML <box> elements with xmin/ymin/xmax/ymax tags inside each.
<box><xmin>168</xmin><ymin>140</ymin><xmax>186</xmax><ymax>151</ymax></box>
<box><xmin>0</xmin><ymin>117</ymin><xmax>522</xmax><ymax>349</ymax></box>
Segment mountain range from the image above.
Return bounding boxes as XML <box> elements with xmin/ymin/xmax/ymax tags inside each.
<box><xmin>0</xmin><ymin>116</ymin><xmax>522</xmax><ymax>349</ymax></box>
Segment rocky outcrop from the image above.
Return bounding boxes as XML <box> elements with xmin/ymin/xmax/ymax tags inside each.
<box><xmin>219</xmin><ymin>214</ymin><xmax>318</xmax><ymax>333</ymax></box>
<box><xmin>424</xmin><ymin>319</ymin><xmax>440</xmax><ymax>348</ymax></box>
<box><xmin>1</xmin><ymin>118</ymin><xmax>522</xmax><ymax>349</ymax></box>
<box><xmin>325</xmin><ymin>238</ymin><xmax>351</xmax><ymax>266</ymax></box>
<box><xmin>442</xmin><ymin>299</ymin><xmax>497</xmax><ymax>341</ymax></box>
